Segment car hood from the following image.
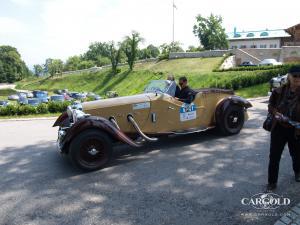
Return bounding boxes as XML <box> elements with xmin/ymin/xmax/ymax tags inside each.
<box><xmin>82</xmin><ymin>93</ymin><xmax>157</xmax><ymax>111</ymax></box>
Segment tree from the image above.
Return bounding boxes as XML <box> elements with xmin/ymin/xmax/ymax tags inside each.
<box><xmin>186</xmin><ymin>45</ymin><xmax>204</xmax><ymax>52</ymax></box>
<box><xmin>48</xmin><ymin>59</ymin><xmax>63</xmax><ymax>77</ymax></box>
<box><xmin>159</xmin><ymin>42</ymin><xmax>183</xmax><ymax>60</ymax></box>
<box><xmin>78</xmin><ymin>60</ymin><xmax>94</xmax><ymax>70</ymax></box>
<box><xmin>84</xmin><ymin>42</ymin><xmax>111</xmax><ymax>61</ymax></box>
<box><xmin>0</xmin><ymin>45</ymin><xmax>30</xmax><ymax>83</ymax></box>
<box><xmin>137</xmin><ymin>44</ymin><xmax>160</xmax><ymax>59</ymax></box>
<box><xmin>193</xmin><ymin>14</ymin><xmax>228</xmax><ymax>50</ymax></box>
<box><xmin>64</xmin><ymin>55</ymin><xmax>81</xmax><ymax>71</ymax></box>
<box><xmin>33</xmin><ymin>64</ymin><xmax>43</xmax><ymax>77</ymax></box>
<box><xmin>122</xmin><ymin>31</ymin><xmax>144</xmax><ymax>70</ymax></box>
<box><xmin>108</xmin><ymin>41</ymin><xmax>122</xmax><ymax>74</ymax></box>
<box><xmin>146</xmin><ymin>44</ymin><xmax>160</xmax><ymax>58</ymax></box>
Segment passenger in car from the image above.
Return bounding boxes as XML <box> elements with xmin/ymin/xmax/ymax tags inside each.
<box><xmin>175</xmin><ymin>76</ymin><xmax>196</xmax><ymax>104</ymax></box>
<box><xmin>167</xmin><ymin>74</ymin><xmax>180</xmax><ymax>97</ymax></box>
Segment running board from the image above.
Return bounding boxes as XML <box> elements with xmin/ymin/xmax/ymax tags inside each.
<box><xmin>171</xmin><ymin>126</ymin><xmax>215</xmax><ymax>135</ymax></box>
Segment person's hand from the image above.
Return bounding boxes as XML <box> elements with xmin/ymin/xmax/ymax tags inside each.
<box><xmin>275</xmin><ymin>112</ymin><xmax>289</xmax><ymax>122</ymax></box>
<box><xmin>274</xmin><ymin>112</ymin><xmax>284</xmax><ymax>121</ymax></box>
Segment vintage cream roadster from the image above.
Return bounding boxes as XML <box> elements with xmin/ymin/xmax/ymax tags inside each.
<box><xmin>53</xmin><ymin>80</ymin><xmax>252</xmax><ymax>171</ymax></box>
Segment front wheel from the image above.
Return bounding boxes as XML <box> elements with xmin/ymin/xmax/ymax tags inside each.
<box><xmin>217</xmin><ymin>105</ymin><xmax>245</xmax><ymax>135</ymax></box>
<box><xmin>69</xmin><ymin>129</ymin><xmax>112</xmax><ymax>171</ymax></box>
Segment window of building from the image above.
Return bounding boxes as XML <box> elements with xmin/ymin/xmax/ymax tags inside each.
<box><xmin>269</xmin><ymin>44</ymin><xmax>277</xmax><ymax>48</ymax></box>
<box><xmin>247</xmin><ymin>33</ymin><xmax>255</xmax><ymax>37</ymax></box>
<box><xmin>260</xmin><ymin>44</ymin><xmax>267</xmax><ymax>48</ymax></box>
<box><xmin>234</xmin><ymin>33</ymin><xmax>241</xmax><ymax>38</ymax></box>
<box><xmin>250</xmin><ymin>45</ymin><xmax>257</xmax><ymax>48</ymax></box>
<box><xmin>240</xmin><ymin>45</ymin><xmax>247</xmax><ymax>49</ymax></box>
<box><xmin>260</xmin><ymin>32</ymin><xmax>269</xmax><ymax>37</ymax></box>
<box><xmin>231</xmin><ymin>46</ymin><xmax>237</xmax><ymax>49</ymax></box>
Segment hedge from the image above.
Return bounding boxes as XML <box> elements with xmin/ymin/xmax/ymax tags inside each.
<box><xmin>0</xmin><ymin>101</ymin><xmax>71</xmax><ymax>116</ymax></box>
<box><xmin>209</xmin><ymin>67</ymin><xmax>289</xmax><ymax>90</ymax></box>
<box><xmin>214</xmin><ymin>63</ymin><xmax>300</xmax><ymax>72</ymax></box>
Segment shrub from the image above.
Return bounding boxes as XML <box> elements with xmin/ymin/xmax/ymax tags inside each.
<box><xmin>16</xmin><ymin>105</ymin><xmax>37</xmax><ymax>115</ymax></box>
<box><xmin>0</xmin><ymin>104</ymin><xmax>17</xmax><ymax>116</ymax></box>
<box><xmin>47</xmin><ymin>101</ymin><xmax>71</xmax><ymax>113</ymax></box>
<box><xmin>36</xmin><ymin>103</ymin><xmax>49</xmax><ymax>114</ymax></box>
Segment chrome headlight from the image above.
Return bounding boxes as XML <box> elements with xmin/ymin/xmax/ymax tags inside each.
<box><xmin>73</xmin><ymin>109</ymin><xmax>88</xmax><ymax>122</ymax></box>
<box><xmin>67</xmin><ymin>103</ymin><xmax>88</xmax><ymax>124</ymax></box>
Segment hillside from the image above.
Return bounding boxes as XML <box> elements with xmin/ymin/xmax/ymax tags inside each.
<box><xmin>16</xmin><ymin>57</ymin><xmax>273</xmax><ymax>97</ymax></box>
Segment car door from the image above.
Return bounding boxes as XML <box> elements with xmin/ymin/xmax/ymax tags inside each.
<box><xmin>144</xmin><ymin>93</ymin><xmax>206</xmax><ymax>133</ymax></box>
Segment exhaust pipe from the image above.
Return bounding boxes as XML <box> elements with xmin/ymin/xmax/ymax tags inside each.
<box><xmin>109</xmin><ymin>117</ymin><xmax>120</xmax><ymax>130</ymax></box>
<box><xmin>127</xmin><ymin>115</ymin><xmax>158</xmax><ymax>142</ymax></box>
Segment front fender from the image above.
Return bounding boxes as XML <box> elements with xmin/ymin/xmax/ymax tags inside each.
<box><xmin>53</xmin><ymin>112</ymin><xmax>69</xmax><ymax>127</ymax></box>
<box><xmin>215</xmin><ymin>96</ymin><xmax>252</xmax><ymax>123</ymax></box>
<box><xmin>61</xmin><ymin>116</ymin><xmax>140</xmax><ymax>152</ymax></box>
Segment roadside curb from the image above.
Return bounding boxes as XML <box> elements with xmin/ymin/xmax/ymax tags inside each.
<box><xmin>0</xmin><ymin>117</ymin><xmax>57</xmax><ymax>122</ymax></box>
<box><xmin>274</xmin><ymin>203</ymin><xmax>300</xmax><ymax>225</ymax></box>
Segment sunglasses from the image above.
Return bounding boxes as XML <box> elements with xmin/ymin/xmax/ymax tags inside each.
<box><xmin>291</xmin><ymin>74</ymin><xmax>300</xmax><ymax>78</ymax></box>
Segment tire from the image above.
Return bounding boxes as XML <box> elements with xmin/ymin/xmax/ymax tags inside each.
<box><xmin>217</xmin><ymin>105</ymin><xmax>245</xmax><ymax>135</ymax></box>
<box><xmin>69</xmin><ymin>129</ymin><xmax>112</xmax><ymax>171</ymax></box>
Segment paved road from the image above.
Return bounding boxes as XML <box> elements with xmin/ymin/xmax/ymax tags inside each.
<box><xmin>0</xmin><ymin>99</ymin><xmax>299</xmax><ymax>225</ymax></box>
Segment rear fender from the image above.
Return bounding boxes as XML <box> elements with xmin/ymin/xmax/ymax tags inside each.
<box><xmin>215</xmin><ymin>96</ymin><xmax>252</xmax><ymax>124</ymax></box>
<box><xmin>61</xmin><ymin>116</ymin><xmax>140</xmax><ymax>152</ymax></box>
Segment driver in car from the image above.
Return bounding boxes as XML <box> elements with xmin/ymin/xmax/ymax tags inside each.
<box><xmin>175</xmin><ymin>76</ymin><xmax>196</xmax><ymax>104</ymax></box>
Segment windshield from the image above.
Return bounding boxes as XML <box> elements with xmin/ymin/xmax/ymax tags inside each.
<box><xmin>144</xmin><ymin>80</ymin><xmax>177</xmax><ymax>96</ymax></box>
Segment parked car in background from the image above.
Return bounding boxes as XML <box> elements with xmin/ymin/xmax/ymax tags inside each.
<box><xmin>8</xmin><ymin>94</ymin><xmax>19</xmax><ymax>101</ymax></box>
<box><xmin>18</xmin><ymin>91</ymin><xmax>33</xmax><ymax>98</ymax></box>
<box><xmin>0</xmin><ymin>100</ymin><xmax>9</xmax><ymax>107</ymax></box>
<box><xmin>106</xmin><ymin>91</ymin><xmax>118</xmax><ymax>98</ymax></box>
<box><xmin>19</xmin><ymin>98</ymin><xmax>40</xmax><ymax>106</ymax></box>
<box><xmin>239</xmin><ymin>61</ymin><xmax>256</xmax><ymax>67</ymax></box>
<box><xmin>69</xmin><ymin>92</ymin><xmax>86</xmax><ymax>101</ymax></box>
<box><xmin>259</xmin><ymin>59</ymin><xmax>282</xmax><ymax>66</ymax></box>
<box><xmin>26</xmin><ymin>92</ymin><xmax>34</xmax><ymax>98</ymax></box>
<box><xmin>50</xmin><ymin>95</ymin><xmax>65</xmax><ymax>102</ymax></box>
<box><xmin>268</xmin><ymin>74</ymin><xmax>288</xmax><ymax>95</ymax></box>
<box><xmin>33</xmin><ymin>90</ymin><xmax>49</xmax><ymax>103</ymax></box>
<box><xmin>87</xmin><ymin>92</ymin><xmax>102</xmax><ymax>100</ymax></box>
<box><xmin>18</xmin><ymin>96</ymin><xmax>28</xmax><ymax>105</ymax></box>
<box><xmin>55</xmin><ymin>89</ymin><xmax>69</xmax><ymax>95</ymax></box>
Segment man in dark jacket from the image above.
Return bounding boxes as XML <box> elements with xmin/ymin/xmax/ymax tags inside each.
<box><xmin>175</xmin><ymin>76</ymin><xmax>196</xmax><ymax>104</ymax></box>
<box><xmin>266</xmin><ymin>65</ymin><xmax>300</xmax><ymax>191</ymax></box>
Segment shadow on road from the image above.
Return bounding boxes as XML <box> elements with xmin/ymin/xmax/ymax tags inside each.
<box><xmin>0</xmin><ymin>105</ymin><xmax>299</xmax><ymax>225</ymax></box>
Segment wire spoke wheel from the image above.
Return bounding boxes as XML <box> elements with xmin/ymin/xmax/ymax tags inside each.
<box><xmin>69</xmin><ymin>130</ymin><xmax>112</xmax><ymax>171</ymax></box>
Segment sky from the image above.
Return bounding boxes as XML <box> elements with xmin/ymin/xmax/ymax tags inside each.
<box><xmin>0</xmin><ymin>0</ymin><xmax>300</xmax><ymax>67</ymax></box>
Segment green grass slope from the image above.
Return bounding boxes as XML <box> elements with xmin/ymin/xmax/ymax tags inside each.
<box><xmin>16</xmin><ymin>57</ymin><xmax>271</xmax><ymax>97</ymax></box>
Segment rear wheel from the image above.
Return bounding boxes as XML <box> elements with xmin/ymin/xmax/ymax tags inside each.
<box><xmin>218</xmin><ymin>105</ymin><xmax>245</xmax><ymax>135</ymax></box>
<box><xmin>69</xmin><ymin>129</ymin><xmax>112</xmax><ymax>171</ymax></box>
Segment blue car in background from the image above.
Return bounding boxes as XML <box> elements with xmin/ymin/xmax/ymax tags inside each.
<box><xmin>50</xmin><ymin>95</ymin><xmax>65</xmax><ymax>102</ymax></box>
<box><xmin>0</xmin><ymin>100</ymin><xmax>9</xmax><ymax>107</ymax></box>
<box><xmin>33</xmin><ymin>91</ymin><xmax>49</xmax><ymax>103</ymax></box>
<box><xmin>19</xmin><ymin>98</ymin><xmax>40</xmax><ymax>106</ymax></box>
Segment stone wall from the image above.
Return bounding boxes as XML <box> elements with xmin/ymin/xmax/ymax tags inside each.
<box><xmin>280</xmin><ymin>46</ymin><xmax>300</xmax><ymax>62</ymax></box>
<box><xmin>169</xmin><ymin>50</ymin><xmax>230</xmax><ymax>59</ymax></box>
